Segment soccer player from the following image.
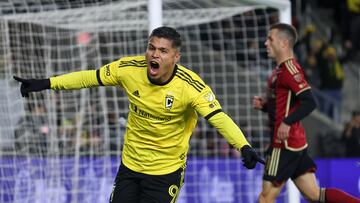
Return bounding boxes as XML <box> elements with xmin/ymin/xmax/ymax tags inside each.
<box><xmin>253</xmin><ymin>23</ymin><xmax>360</xmax><ymax>203</ymax></box>
<box><xmin>14</xmin><ymin>26</ymin><xmax>264</xmax><ymax>203</ymax></box>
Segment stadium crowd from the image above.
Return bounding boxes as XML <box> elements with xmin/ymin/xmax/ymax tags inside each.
<box><xmin>291</xmin><ymin>0</ymin><xmax>360</xmax><ymax>157</ymax></box>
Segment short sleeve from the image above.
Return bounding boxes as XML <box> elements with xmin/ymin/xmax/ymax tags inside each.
<box><xmin>280</xmin><ymin>60</ymin><xmax>310</xmax><ymax>95</ymax></box>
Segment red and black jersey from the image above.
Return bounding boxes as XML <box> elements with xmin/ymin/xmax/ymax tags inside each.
<box><xmin>266</xmin><ymin>58</ymin><xmax>311</xmax><ymax>150</ymax></box>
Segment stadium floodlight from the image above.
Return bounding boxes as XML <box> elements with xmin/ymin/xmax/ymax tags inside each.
<box><xmin>0</xmin><ymin>0</ymin><xmax>298</xmax><ymax>202</ymax></box>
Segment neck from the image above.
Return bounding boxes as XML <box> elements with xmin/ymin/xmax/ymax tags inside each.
<box><xmin>276</xmin><ymin>50</ymin><xmax>293</xmax><ymax>65</ymax></box>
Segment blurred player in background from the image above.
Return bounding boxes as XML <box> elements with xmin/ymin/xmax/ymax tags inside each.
<box><xmin>14</xmin><ymin>26</ymin><xmax>264</xmax><ymax>203</ymax></box>
<box><xmin>253</xmin><ymin>23</ymin><xmax>360</xmax><ymax>203</ymax></box>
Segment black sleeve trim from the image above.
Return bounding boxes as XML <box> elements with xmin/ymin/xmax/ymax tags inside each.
<box><xmin>96</xmin><ymin>69</ymin><xmax>104</xmax><ymax>86</ymax></box>
<box><xmin>204</xmin><ymin>109</ymin><xmax>223</xmax><ymax>120</ymax></box>
<box><xmin>283</xmin><ymin>89</ymin><xmax>317</xmax><ymax>125</ymax></box>
<box><xmin>44</xmin><ymin>78</ymin><xmax>51</xmax><ymax>89</ymax></box>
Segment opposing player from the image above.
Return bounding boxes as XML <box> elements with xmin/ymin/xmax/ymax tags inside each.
<box><xmin>14</xmin><ymin>26</ymin><xmax>264</xmax><ymax>203</ymax></box>
<box><xmin>253</xmin><ymin>23</ymin><xmax>360</xmax><ymax>203</ymax></box>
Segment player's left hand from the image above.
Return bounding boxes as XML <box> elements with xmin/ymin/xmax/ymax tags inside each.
<box><xmin>241</xmin><ymin>145</ymin><xmax>265</xmax><ymax>169</ymax></box>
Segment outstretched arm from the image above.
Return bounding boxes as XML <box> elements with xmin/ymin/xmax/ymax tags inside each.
<box><xmin>49</xmin><ymin>70</ymin><xmax>100</xmax><ymax>90</ymax></box>
<box><xmin>14</xmin><ymin>70</ymin><xmax>100</xmax><ymax>97</ymax></box>
<box><xmin>206</xmin><ymin>111</ymin><xmax>265</xmax><ymax>169</ymax></box>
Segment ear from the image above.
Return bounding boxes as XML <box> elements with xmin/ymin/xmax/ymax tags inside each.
<box><xmin>282</xmin><ymin>39</ymin><xmax>289</xmax><ymax>49</ymax></box>
<box><xmin>174</xmin><ymin>51</ymin><xmax>181</xmax><ymax>63</ymax></box>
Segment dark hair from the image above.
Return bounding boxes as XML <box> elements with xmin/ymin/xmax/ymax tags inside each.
<box><xmin>149</xmin><ymin>26</ymin><xmax>182</xmax><ymax>49</ymax></box>
<box><xmin>270</xmin><ymin>23</ymin><xmax>298</xmax><ymax>48</ymax></box>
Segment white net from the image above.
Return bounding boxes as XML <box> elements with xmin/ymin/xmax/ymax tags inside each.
<box><xmin>0</xmin><ymin>0</ymin><xmax>290</xmax><ymax>202</ymax></box>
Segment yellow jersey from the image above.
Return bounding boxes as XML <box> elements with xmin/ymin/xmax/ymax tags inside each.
<box><xmin>50</xmin><ymin>55</ymin><xmax>249</xmax><ymax>175</ymax></box>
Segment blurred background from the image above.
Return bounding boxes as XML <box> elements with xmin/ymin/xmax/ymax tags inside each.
<box><xmin>0</xmin><ymin>0</ymin><xmax>359</xmax><ymax>202</ymax></box>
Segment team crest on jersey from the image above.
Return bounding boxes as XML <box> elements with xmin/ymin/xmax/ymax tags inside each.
<box><xmin>165</xmin><ymin>95</ymin><xmax>174</xmax><ymax>110</ymax></box>
<box><xmin>203</xmin><ymin>92</ymin><xmax>214</xmax><ymax>102</ymax></box>
<box><xmin>293</xmin><ymin>73</ymin><xmax>302</xmax><ymax>83</ymax></box>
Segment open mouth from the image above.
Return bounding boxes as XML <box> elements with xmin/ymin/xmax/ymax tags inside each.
<box><xmin>149</xmin><ymin>61</ymin><xmax>160</xmax><ymax>75</ymax></box>
<box><xmin>150</xmin><ymin>61</ymin><xmax>159</xmax><ymax>69</ymax></box>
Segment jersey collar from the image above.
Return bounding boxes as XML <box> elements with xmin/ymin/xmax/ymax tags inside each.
<box><xmin>277</xmin><ymin>57</ymin><xmax>294</xmax><ymax>69</ymax></box>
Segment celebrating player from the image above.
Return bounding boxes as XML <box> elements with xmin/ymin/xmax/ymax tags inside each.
<box><xmin>253</xmin><ymin>23</ymin><xmax>360</xmax><ymax>203</ymax></box>
<box><xmin>14</xmin><ymin>26</ymin><xmax>264</xmax><ymax>203</ymax></box>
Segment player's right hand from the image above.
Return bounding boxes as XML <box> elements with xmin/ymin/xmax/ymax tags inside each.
<box><xmin>13</xmin><ymin>76</ymin><xmax>50</xmax><ymax>97</ymax></box>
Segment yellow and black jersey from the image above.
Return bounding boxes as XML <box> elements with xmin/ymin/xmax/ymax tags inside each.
<box><xmin>50</xmin><ymin>55</ymin><xmax>249</xmax><ymax>175</ymax></box>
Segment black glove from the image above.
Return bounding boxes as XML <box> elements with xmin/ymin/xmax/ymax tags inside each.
<box><xmin>241</xmin><ymin>145</ymin><xmax>265</xmax><ymax>169</ymax></box>
<box><xmin>13</xmin><ymin>76</ymin><xmax>50</xmax><ymax>97</ymax></box>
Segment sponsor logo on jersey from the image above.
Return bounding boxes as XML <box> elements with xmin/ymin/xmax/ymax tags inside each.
<box><xmin>132</xmin><ymin>90</ymin><xmax>140</xmax><ymax>98</ymax></box>
<box><xmin>165</xmin><ymin>95</ymin><xmax>174</xmax><ymax>110</ymax></box>
<box><xmin>130</xmin><ymin>103</ymin><xmax>172</xmax><ymax>121</ymax></box>
<box><xmin>105</xmin><ymin>65</ymin><xmax>110</xmax><ymax>76</ymax></box>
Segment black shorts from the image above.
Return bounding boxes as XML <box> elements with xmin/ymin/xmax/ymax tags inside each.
<box><xmin>109</xmin><ymin>162</ymin><xmax>186</xmax><ymax>203</ymax></box>
<box><xmin>263</xmin><ymin>147</ymin><xmax>317</xmax><ymax>186</ymax></box>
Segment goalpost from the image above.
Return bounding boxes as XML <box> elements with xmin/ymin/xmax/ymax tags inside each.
<box><xmin>0</xmin><ymin>0</ymin><xmax>299</xmax><ymax>202</ymax></box>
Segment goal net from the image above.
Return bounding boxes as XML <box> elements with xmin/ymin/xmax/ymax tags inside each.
<box><xmin>0</xmin><ymin>0</ymin><xmax>291</xmax><ymax>202</ymax></box>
